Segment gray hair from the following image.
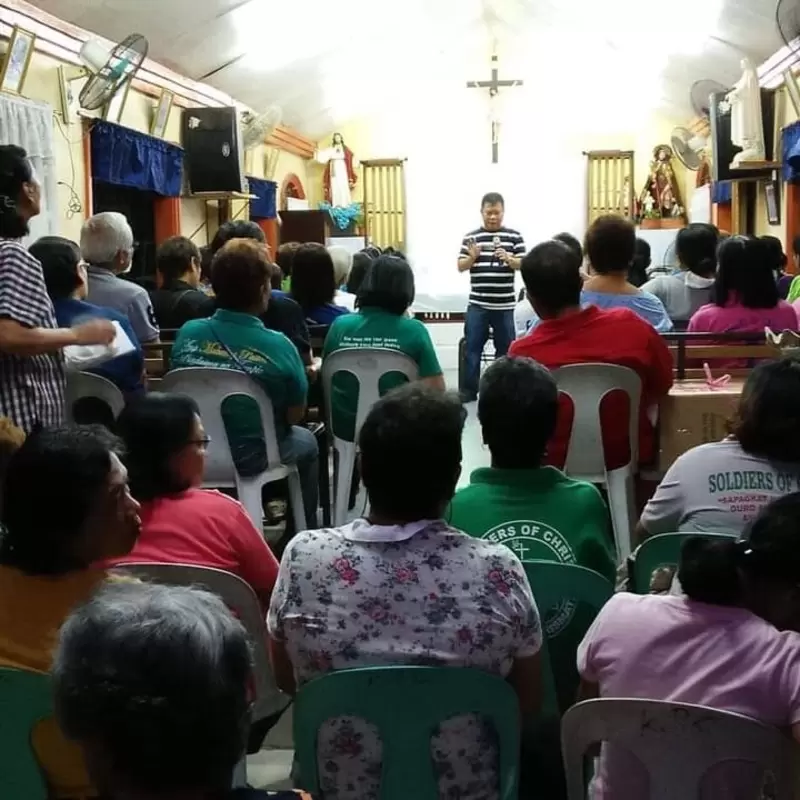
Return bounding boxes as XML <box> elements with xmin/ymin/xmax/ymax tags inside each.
<box><xmin>53</xmin><ymin>581</ymin><xmax>252</xmax><ymax>793</ymax></box>
<box><xmin>80</xmin><ymin>211</ymin><xmax>134</xmax><ymax>265</ymax></box>
<box><xmin>328</xmin><ymin>245</ymin><xmax>353</xmax><ymax>286</ymax></box>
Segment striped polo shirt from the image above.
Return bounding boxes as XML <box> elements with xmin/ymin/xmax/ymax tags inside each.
<box><xmin>0</xmin><ymin>240</ymin><xmax>65</xmax><ymax>432</ymax></box>
<box><xmin>460</xmin><ymin>226</ymin><xmax>526</xmax><ymax>310</ymax></box>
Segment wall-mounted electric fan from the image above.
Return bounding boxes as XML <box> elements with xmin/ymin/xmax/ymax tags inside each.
<box><xmin>776</xmin><ymin>0</ymin><xmax>800</xmax><ymax>118</ymax></box>
<box><xmin>671</xmin><ymin>127</ymin><xmax>708</xmax><ymax>171</ymax></box>
<box><xmin>241</xmin><ymin>106</ymin><xmax>282</xmax><ymax>150</ymax></box>
<box><xmin>78</xmin><ymin>34</ymin><xmax>148</xmax><ymax>110</ymax></box>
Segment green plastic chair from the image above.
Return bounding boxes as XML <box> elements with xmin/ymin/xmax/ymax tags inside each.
<box><xmin>293</xmin><ymin>666</ymin><xmax>520</xmax><ymax>800</ymax></box>
<box><xmin>0</xmin><ymin>667</ymin><xmax>53</xmax><ymax>799</ymax></box>
<box><xmin>633</xmin><ymin>532</ymin><xmax>737</xmax><ymax>593</ymax></box>
<box><xmin>522</xmin><ymin>561</ymin><xmax>614</xmax><ymax>717</ymax></box>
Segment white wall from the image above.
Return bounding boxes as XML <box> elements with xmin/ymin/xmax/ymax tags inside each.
<box><xmin>327</xmin><ymin>81</ymin><xmax>682</xmax><ymax>310</ymax></box>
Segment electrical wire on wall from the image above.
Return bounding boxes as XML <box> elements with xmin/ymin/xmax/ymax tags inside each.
<box><xmin>53</xmin><ymin>112</ymin><xmax>83</xmax><ymax>219</ymax></box>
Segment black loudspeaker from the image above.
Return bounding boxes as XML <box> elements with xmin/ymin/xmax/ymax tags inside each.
<box><xmin>710</xmin><ymin>89</ymin><xmax>777</xmax><ymax>183</ymax></box>
<box><xmin>181</xmin><ymin>106</ymin><xmax>244</xmax><ymax>194</ymax></box>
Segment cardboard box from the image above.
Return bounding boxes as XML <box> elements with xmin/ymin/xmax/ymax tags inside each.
<box><xmin>658</xmin><ymin>380</ymin><xmax>744</xmax><ymax>472</ymax></box>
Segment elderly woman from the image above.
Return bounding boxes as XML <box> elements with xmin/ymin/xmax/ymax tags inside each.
<box><xmin>637</xmin><ymin>357</ymin><xmax>800</xmax><ymax>539</ymax></box>
<box><xmin>0</xmin><ymin>146</ymin><xmax>115</xmax><ymax>432</ymax></box>
<box><xmin>53</xmin><ymin>581</ymin><xmax>312</xmax><ymax>800</ymax></box>
<box><xmin>80</xmin><ymin>211</ymin><xmax>160</xmax><ymax>343</ymax></box>
<box><xmin>322</xmin><ymin>254</ymin><xmax>444</xmax><ymax>441</ymax></box>
<box><xmin>268</xmin><ymin>384</ymin><xmax>542</xmax><ymax>800</ymax></box>
<box><xmin>328</xmin><ymin>244</ymin><xmax>356</xmax><ymax>310</ymax></box>
<box><xmin>211</xmin><ymin>222</ymin><xmax>312</xmax><ymax>366</ymax></box>
<box><xmin>290</xmin><ymin>243</ymin><xmax>350</xmax><ymax>325</ymax></box>
<box><xmin>30</xmin><ymin>235</ymin><xmax>145</xmax><ymax>399</ymax></box>
<box><xmin>112</xmin><ymin>392</ymin><xmax>279</xmax><ymax>609</ymax></box>
<box><xmin>0</xmin><ymin>425</ymin><xmax>141</xmax><ymax>798</ymax></box>
<box><xmin>171</xmin><ymin>238</ymin><xmax>318</xmax><ymax>528</ymax></box>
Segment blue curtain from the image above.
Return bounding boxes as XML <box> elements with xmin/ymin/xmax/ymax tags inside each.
<box><xmin>783</xmin><ymin>120</ymin><xmax>800</xmax><ymax>182</ymax></box>
<box><xmin>711</xmin><ymin>181</ymin><xmax>732</xmax><ymax>204</ymax></box>
<box><xmin>247</xmin><ymin>176</ymin><xmax>277</xmax><ymax>220</ymax></box>
<box><xmin>90</xmin><ymin>120</ymin><xmax>183</xmax><ymax>196</ymax></box>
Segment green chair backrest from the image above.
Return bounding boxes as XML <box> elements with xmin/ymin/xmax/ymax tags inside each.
<box><xmin>0</xmin><ymin>667</ymin><xmax>53</xmax><ymax>799</ymax></box>
<box><xmin>633</xmin><ymin>532</ymin><xmax>737</xmax><ymax>594</ymax></box>
<box><xmin>522</xmin><ymin>561</ymin><xmax>614</xmax><ymax>717</ymax></box>
<box><xmin>293</xmin><ymin>666</ymin><xmax>520</xmax><ymax>800</ymax></box>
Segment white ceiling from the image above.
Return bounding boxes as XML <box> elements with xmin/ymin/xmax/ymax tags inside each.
<box><xmin>34</xmin><ymin>0</ymin><xmax>790</xmax><ymax>138</ymax></box>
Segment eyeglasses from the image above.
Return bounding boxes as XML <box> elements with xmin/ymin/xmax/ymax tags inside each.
<box><xmin>189</xmin><ymin>436</ymin><xmax>211</xmax><ymax>451</ymax></box>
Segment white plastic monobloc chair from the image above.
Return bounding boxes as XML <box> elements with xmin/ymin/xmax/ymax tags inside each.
<box><xmin>160</xmin><ymin>367</ymin><xmax>306</xmax><ymax>533</ymax></box>
<box><xmin>322</xmin><ymin>348</ymin><xmax>418</xmax><ymax>526</ymax></box>
<box><xmin>552</xmin><ymin>363</ymin><xmax>642</xmax><ymax>560</ymax></box>
<box><xmin>562</xmin><ymin>698</ymin><xmax>798</xmax><ymax>800</ymax></box>
<box><xmin>120</xmin><ymin>562</ymin><xmax>290</xmax><ymax>789</ymax></box>
<box><xmin>64</xmin><ymin>370</ymin><xmax>125</xmax><ymax>423</ymax></box>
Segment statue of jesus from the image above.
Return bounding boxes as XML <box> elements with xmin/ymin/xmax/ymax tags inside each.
<box><xmin>316</xmin><ymin>133</ymin><xmax>358</xmax><ymax>207</ymax></box>
<box><xmin>727</xmin><ymin>58</ymin><xmax>766</xmax><ymax>167</ymax></box>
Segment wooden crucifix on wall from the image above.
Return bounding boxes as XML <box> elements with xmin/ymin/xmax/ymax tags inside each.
<box><xmin>467</xmin><ymin>54</ymin><xmax>523</xmax><ymax>164</ymax></box>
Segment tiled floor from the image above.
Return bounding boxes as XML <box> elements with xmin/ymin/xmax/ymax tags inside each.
<box><xmin>249</xmin><ymin>323</ymin><xmax>490</xmax><ymax>789</ymax></box>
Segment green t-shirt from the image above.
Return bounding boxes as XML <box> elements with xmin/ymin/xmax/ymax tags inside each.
<box><xmin>322</xmin><ymin>307</ymin><xmax>442</xmax><ymax>441</ymax></box>
<box><xmin>788</xmin><ymin>275</ymin><xmax>800</xmax><ymax>304</ymax></box>
<box><xmin>450</xmin><ymin>465</ymin><xmax>615</xmax><ymax>710</ymax></box>
<box><xmin>171</xmin><ymin>309</ymin><xmax>308</xmax><ymax>474</ymax></box>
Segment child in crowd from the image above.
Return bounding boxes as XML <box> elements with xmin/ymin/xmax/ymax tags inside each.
<box><xmin>580</xmin><ymin>495</ymin><xmax>800</xmax><ymax>799</ymax></box>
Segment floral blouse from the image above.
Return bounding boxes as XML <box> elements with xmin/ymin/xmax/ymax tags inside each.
<box><xmin>267</xmin><ymin>519</ymin><xmax>541</xmax><ymax>800</ymax></box>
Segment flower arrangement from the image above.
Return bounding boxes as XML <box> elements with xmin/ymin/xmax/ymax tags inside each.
<box><xmin>320</xmin><ymin>202</ymin><xmax>362</xmax><ymax>231</ymax></box>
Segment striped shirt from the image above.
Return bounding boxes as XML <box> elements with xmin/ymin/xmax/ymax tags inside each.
<box><xmin>460</xmin><ymin>227</ymin><xmax>526</xmax><ymax>310</ymax></box>
<box><xmin>0</xmin><ymin>240</ymin><xmax>65</xmax><ymax>432</ymax></box>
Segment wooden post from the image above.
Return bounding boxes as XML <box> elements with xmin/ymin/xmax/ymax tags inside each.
<box><xmin>82</xmin><ymin>120</ymin><xmax>93</xmax><ymax>217</ymax></box>
<box><xmin>786</xmin><ymin>182</ymin><xmax>800</xmax><ymax>273</ymax></box>
<box><xmin>153</xmin><ymin>197</ymin><xmax>181</xmax><ymax>244</ymax></box>
<box><xmin>256</xmin><ymin>218</ymin><xmax>278</xmax><ymax>260</ymax></box>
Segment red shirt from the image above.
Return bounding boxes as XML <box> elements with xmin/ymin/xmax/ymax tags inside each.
<box><xmin>509</xmin><ymin>305</ymin><xmax>673</xmax><ymax>469</ymax></box>
<box><xmin>111</xmin><ymin>488</ymin><xmax>279</xmax><ymax>605</ymax></box>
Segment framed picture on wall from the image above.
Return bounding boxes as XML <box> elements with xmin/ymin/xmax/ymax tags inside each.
<box><xmin>150</xmin><ymin>89</ymin><xmax>173</xmax><ymax>138</ymax></box>
<box><xmin>765</xmin><ymin>177</ymin><xmax>781</xmax><ymax>226</ymax></box>
<box><xmin>0</xmin><ymin>26</ymin><xmax>36</xmax><ymax>96</ymax></box>
<box><xmin>103</xmin><ymin>81</ymin><xmax>130</xmax><ymax>124</ymax></box>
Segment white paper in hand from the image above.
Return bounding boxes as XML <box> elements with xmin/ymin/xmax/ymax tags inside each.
<box><xmin>65</xmin><ymin>321</ymin><xmax>135</xmax><ymax>370</ymax></box>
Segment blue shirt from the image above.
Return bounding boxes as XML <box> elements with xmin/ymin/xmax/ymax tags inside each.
<box><xmin>515</xmin><ymin>290</ymin><xmax>674</xmax><ymax>336</ymax></box>
<box><xmin>579</xmin><ymin>289</ymin><xmax>674</xmax><ymax>332</ymax></box>
<box><xmin>53</xmin><ymin>298</ymin><xmax>145</xmax><ymax>396</ymax></box>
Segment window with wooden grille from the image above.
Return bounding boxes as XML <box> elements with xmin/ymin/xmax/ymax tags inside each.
<box><xmin>585</xmin><ymin>150</ymin><xmax>634</xmax><ymax>224</ymax></box>
<box><xmin>362</xmin><ymin>159</ymin><xmax>406</xmax><ymax>250</ymax></box>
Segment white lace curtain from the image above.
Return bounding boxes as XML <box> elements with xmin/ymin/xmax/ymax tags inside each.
<box><xmin>0</xmin><ymin>94</ymin><xmax>58</xmax><ymax>245</ymax></box>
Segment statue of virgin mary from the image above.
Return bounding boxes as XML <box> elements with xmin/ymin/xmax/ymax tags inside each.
<box><xmin>727</xmin><ymin>58</ymin><xmax>766</xmax><ymax>166</ymax></box>
<box><xmin>316</xmin><ymin>133</ymin><xmax>358</xmax><ymax>207</ymax></box>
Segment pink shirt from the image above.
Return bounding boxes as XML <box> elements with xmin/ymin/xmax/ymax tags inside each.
<box><xmin>578</xmin><ymin>593</ymin><xmax>800</xmax><ymax>799</ymax></box>
<box><xmin>111</xmin><ymin>488</ymin><xmax>279</xmax><ymax>605</ymax></box>
<box><xmin>688</xmin><ymin>299</ymin><xmax>799</xmax><ymax>335</ymax></box>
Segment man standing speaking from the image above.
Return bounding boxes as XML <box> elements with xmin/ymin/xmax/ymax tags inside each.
<box><xmin>457</xmin><ymin>192</ymin><xmax>526</xmax><ymax>403</ymax></box>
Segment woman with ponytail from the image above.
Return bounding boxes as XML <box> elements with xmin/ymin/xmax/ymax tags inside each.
<box><xmin>642</xmin><ymin>222</ymin><xmax>718</xmax><ymax>323</ymax></box>
<box><xmin>579</xmin><ymin>495</ymin><xmax>800</xmax><ymax>799</ymax></box>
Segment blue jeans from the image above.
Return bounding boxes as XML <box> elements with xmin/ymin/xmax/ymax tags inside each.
<box><xmin>462</xmin><ymin>303</ymin><xmax>514</xmax><ymax>396</ymax></box>
<box><xmin>278</xmin><ymin>425</ymin><xmax>319</xmax><ymax>527</ymax></box>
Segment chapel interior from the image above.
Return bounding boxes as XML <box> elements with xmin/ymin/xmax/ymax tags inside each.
<box><xmin>4</xmin><ymin>0</ymin><xmax>800</xmax><ymax>796</ymax></box>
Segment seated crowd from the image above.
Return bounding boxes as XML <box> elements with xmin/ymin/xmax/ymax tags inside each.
<box><xmin>3</xmin><ymin>142</ymin><xmax>800</xmax><ymax>800</ymax></box>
